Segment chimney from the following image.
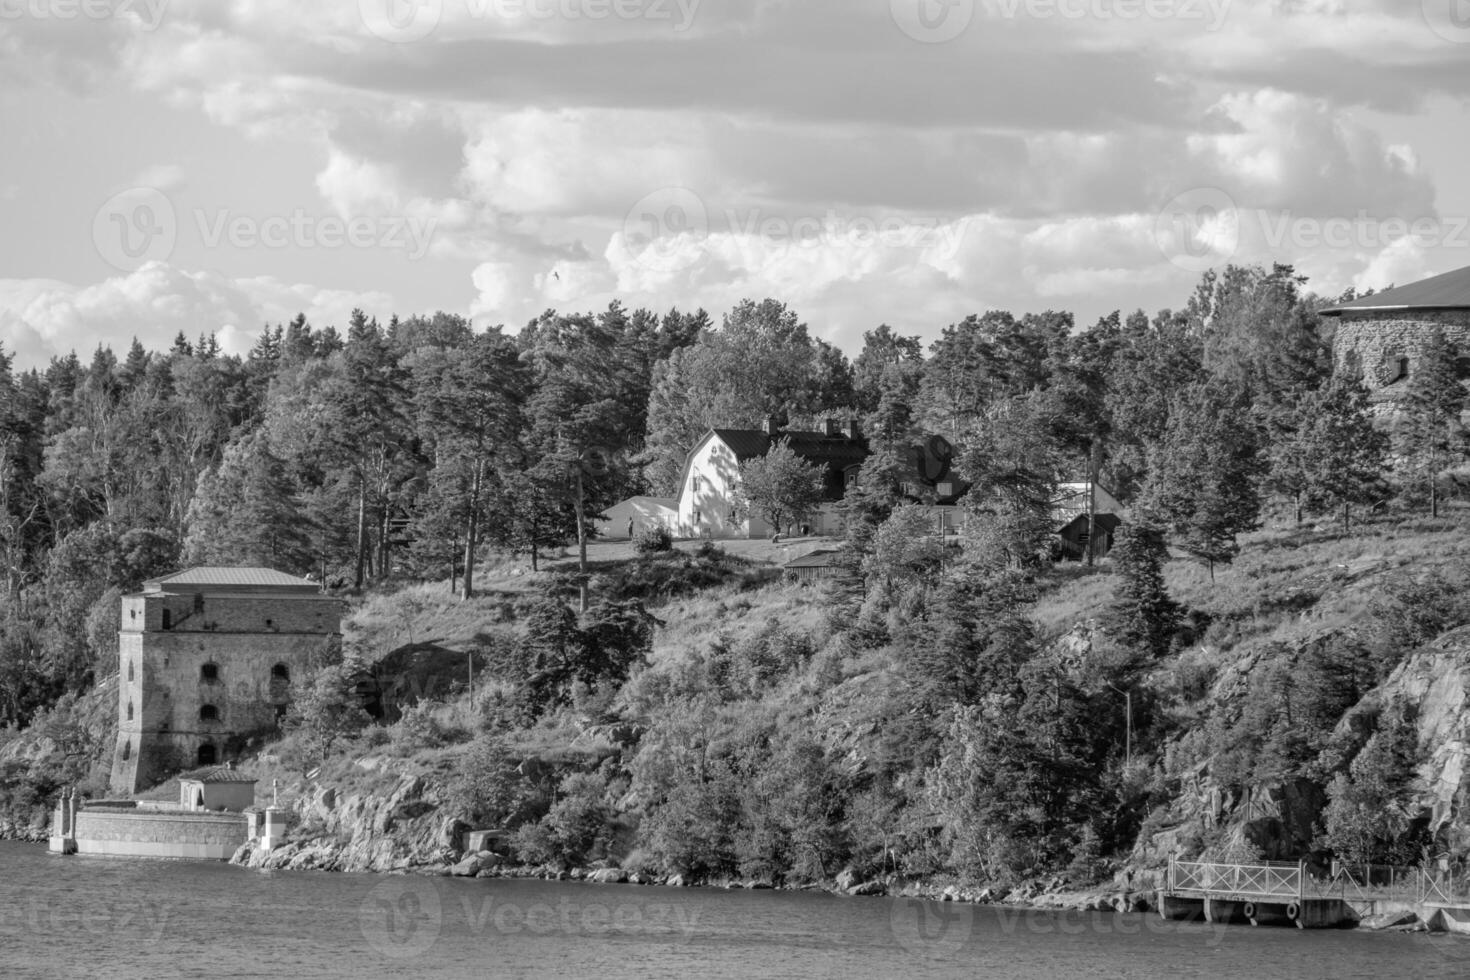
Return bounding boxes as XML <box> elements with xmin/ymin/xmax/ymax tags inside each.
<box><xmin>824</xmin><ymin>419</ymin><xmax>840</xmax><ymax>438</ymax></box>
<box><xmin>843</xmin><ymin>418</ymin><xmax>862</xmax><ymax>440</ymax></box>
<box><xmin>762</xmin><ymin>415</ymin><xmax>781</xmax><ymax>436</ymax></box>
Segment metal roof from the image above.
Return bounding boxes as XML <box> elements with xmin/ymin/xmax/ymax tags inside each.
<box><xmin>177</xmin><ymin>765</ymin><xmax>258</xmax><ymax>784</ymax></box>
<box><xmin>709</xmin><ymin>429</ymin><xmax>869</xmax><ymax>466</ymax></box>
<box><xmin>1320</xmin><ymin>264</ymin><xmax>1470</xmax><ymax>316</ymax></box>
<box><xmin>784</xmin><ymin>549</ymin><xmax>843</xmax><ymax>568</ymax></box>
<box><xmin>143</xmin><ymin>567</ymin><xmax>320</xmax><ymax>592</ymax></box>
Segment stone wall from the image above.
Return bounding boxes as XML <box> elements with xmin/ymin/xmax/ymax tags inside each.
<box><xmin>121</xmin><ymin>593</ymin><xmax>342</xmax><ymax>634</ymax></box>
<box><xmin>72</xmin><ymin>809</ymin><xmax>247</xmax><ymax>860</ymax></box>
<box><xmin>112</xmin><ymin>589</ymin><xmax>343</xmax><ymax>795</ymax></box>
<box><xmin>114</xmin><ymin>631</ymin><xmax>337</xmax><ymax>793</ymax></box>
<box><xmin>1331</xmin><ymin>309</ymin><xmax>1470</xmax><ymax>399</ymax></box>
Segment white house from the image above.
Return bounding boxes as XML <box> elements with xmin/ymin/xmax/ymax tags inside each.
<box><xmin>675</xmin><ymin>418</ymin><xmax>868</xmax><ymax>539</ymax></box>
<box><xmin>593</xmin><ymin>496</ymin><xmax>678</xmax><ymax>539</ymax></box>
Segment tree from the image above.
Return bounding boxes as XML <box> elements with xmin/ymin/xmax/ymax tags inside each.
<box><xmin>734</xmin><ymin>440</ymin><xmax>826</xmax><ymax>539</ymax></box>
<box><xmin>955</xmin><ymin>399</ymin><xmax>1059</xmax><ymax>573</ymax></box>
<box><xmin>1270</xmin><ymin>374</ymin><xmax>1388</xmax><ymax>530</ymax></box>
<box><xmin>1317</xmin><ymin>711</ymin><xmax>1422</xmax><ymax>866</ymax></box>
<box><xmin>1105</xmin><ymin>520</ymin><xmax>1178</xmax><ymax>660</ymax></box>
<box><xmin>1139</xmin><ymin>383</ymin><xmax>1262</xmax><ymax>576</ymax></box>
<box><xmin>184</xmin><ymin>434</ymin><xmax>313</xmax><ymax>571</ymax></box>
<box><xmin>412</xmin><ymin>330</ymin><xmax>525</xmax><ymax>599</ymax></box>
<box><xmin>1400</xmin><ymin>327</ymin><xmax>1466</xmax><ymax>518</ymax></box>
<box><xmin>282</xmin><ymin>663</ymin><xmax>371</xmax><ymax>766</ymax></box>
<box><xmin>839</xmin><ymin>366</ymin><xmax>917</xmax><ymax>557</ymax></box>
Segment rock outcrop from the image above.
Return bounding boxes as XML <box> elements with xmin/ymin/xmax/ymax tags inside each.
<box><xmin>234</xmin><ymin>766</ymin><xmax>459</xmax><ymax>873</ymax></box>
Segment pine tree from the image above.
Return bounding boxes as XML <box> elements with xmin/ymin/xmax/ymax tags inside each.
<box><xmin>184</xmin><ymin>434</ymin><xmax>313</xmax><ymax>570</ymax></box>
<box><xmin>1139</xmin><ymin>383</ymin><xmax>1262</xmax><ymax>576</ymax></box>
<box><xmin>1105</xmin><ymin>520</ymin><xmax>1177</xmax><ymax>660</ymax></box>
<box><xmin>1271</xmin><ymin>374</ymin><xmax>1388</xmax><ymax>530</ymax></box>
<box><xmin>1400</xmin><ymin>327</ymin><xmax>1466</xmax><ymax>518</ymax></box>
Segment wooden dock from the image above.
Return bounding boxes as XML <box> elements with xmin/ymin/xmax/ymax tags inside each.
<box><xmin>1160</xmin><ymin>859</ymin><xmax>1470</xmax><ymax>932</ymax></box>
<box><xmin>1159</xmin><ymin>860</ymin><xmax>1347</xmax><ymax>929</ymax></box>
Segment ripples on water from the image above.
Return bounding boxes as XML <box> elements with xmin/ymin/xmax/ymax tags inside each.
<box><xmin>1</xmin><ymin>842</ymin><xmax>1467</xmax><ymax>979</ymax></box>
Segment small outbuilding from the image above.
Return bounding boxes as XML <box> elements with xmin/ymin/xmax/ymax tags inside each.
<box><xmin>179</xmin><ymin>764</ymin><xmax>257</xmax><ymax>813</ymax></box>
<box><xmin>1056</xmin><ymin>513</ymin><xmax>1122</xmax><ymax>563</ymax></box>
<box><xmin>595</xmin><ymin>497</ymin><xmax>678</xmax><ymax>540</ymax></box>
<box><xmin>784</xmin><ymin>549</ymin><xmax>844</xmax><ymax>584</ymax></box>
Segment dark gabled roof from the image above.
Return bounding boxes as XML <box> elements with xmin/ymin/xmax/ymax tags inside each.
<box><xmin>1320</xmin><ymin>264</ymin><xmax>1470</xmax><ymax>316</ymax></box>
<box><xmin>177</xmin><ymin>766</ymin><xmax>258</xmax><ymax>785</ymax></box>
<box><xmin>710</xmin><ymin>429</ymin><xmax>869</xmax><ymax>467</ymax></box>
<box><xmin>784</xmin><ymin>549</ymin><xmax>842</xmax><ymax>569</ymax></box>
<box><xmin>1058</xmin><ymin>512</ymin><xmax>1123</xmax><ymax>534</ymax></box>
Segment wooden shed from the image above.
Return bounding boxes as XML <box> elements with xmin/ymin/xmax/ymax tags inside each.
<box><xmin>1056</xmin><ymin>513</ymin><xmax>1122</xmax><ymax>562</ymax></box>
<box><xmin>784</xmin><ymin>549</ymin><xmax>844</xmax><ymax>584</ymax></box>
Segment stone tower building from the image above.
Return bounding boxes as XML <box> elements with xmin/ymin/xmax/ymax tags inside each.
<box><xmin>110</xmin><ymin>567</ymin><xmax>343</xmax><ymax>795</ymax></box>
<box><xmin>1321</xmin><ymin>263</ymin><xmax>1470</xmax><ymax>402</ymax></box>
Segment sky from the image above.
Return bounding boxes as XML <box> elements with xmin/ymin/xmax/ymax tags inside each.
<box><xmin>2</xmin><ymin>0</ymin><xmax>1470</xmax><ymax>365</ymax></box>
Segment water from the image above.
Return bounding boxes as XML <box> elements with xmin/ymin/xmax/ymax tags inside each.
<box><xmin>1</xmin><ymin>842</ymin><xmax>1466</xmax><ymax>979</ymax></box>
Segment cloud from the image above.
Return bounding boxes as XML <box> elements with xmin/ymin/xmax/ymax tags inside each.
<box><xmin>0</xmin><ymin>264</ymin><xmax>397</xmax><ymax>366</ymax></box>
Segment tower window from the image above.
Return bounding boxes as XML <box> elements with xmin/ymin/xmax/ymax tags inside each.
<box><xmin>121</xmin><ymin>740</ymin><xmax>130</xmax><ymax>761</ymax></box>
<box><xmin>197</xmin><ymin>743</ymin><xmax>217</xmax><ymax>766</ymax></box>
<box><xmin>200</xmin><ymin>663</ymin><xmax>219</xmax><ymax>682</ymax></box>
<box><xmin>161</xmin><ymin>609</ymin><xmax>172</xmax><ymax>631</ymax></box>
<box><xmin>126</xmin><ymin>700</ymin><xmax>133</xmax><ymax>721</ymax></box>
<box><xmin>127</xmin><ymin>661</ymin><xmax>134</xmax><ymax>682</ymax></box>
<box><xmin>199</xmin><ymin>705</ymin><xmax>219</xmax><ymax>722</ymax></box>
<box><xmin>271</xmin><ymin>664</ymin><xmax>290</xmax><ymax>682</ymax></box>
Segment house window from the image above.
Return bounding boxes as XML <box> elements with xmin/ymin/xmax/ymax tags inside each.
<box><xmin>197</xmin><ymin>743</ymin><xmax>217</xmax><ymax>766</ymax></box>
<box><xmin>692</xmin><ymin>475</ymin><xmax>703</xmax><ymax>493</ymax></box>
<box><xmin>271</xmin><ymin>664</ymin><xmax>290</xmax><ymax>682</ymax></box>
<box><xmin>200</xmin><ymin>705</ymin><xmax>219</xmax><ymax>722</ymax></box>
<box><xmin>201</xmin><ymin>663</ymin><xmax>219</xmax><ymax>682</ymax></box>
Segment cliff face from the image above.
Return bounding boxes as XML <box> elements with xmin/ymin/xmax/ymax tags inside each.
<box><xmin>0</xmin><ymin>678</ymin><xmax>117</xmax><ymax>841</ymax></box>
<box><xmin>1371</xmin><ymin>627</ymin><xmax>1470</xmax><ymax>850</ymax></box>
<box><xmin>233</xmin><ymin>761</ymin><xmax>462</xmax><ymax>873</ymax></box>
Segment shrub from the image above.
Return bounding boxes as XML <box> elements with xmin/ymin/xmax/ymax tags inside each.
<box><xmin>634</xmin><ymin>525</ymin><xmax>674</xmax><ymax>555</ymax></box>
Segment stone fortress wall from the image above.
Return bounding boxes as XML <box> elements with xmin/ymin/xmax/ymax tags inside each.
<box><xmin>112</xmin><ymin>578</ymin><xmax>342</xmax><ymax>795</ymax></box>
<box><xmin>1330</xmin><ymin>308</ymin><xmax>1470</xmax><ymax>400</ymax></box>
<box><xmin>70</xmin><ymin>808</ymin><xmax>248</xmax><ymax>860</ymax></box>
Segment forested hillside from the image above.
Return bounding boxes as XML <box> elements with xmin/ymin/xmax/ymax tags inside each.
<box><xmin>5</xmin><ymin>262</ymin><xmax>1470</xmax><ymax>889</ymax></box>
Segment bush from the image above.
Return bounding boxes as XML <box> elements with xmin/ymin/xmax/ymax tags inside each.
<box><xmin>634</xmin><ymin>525</ymin><xmax>674</xmax><ymax>555</ymax></box>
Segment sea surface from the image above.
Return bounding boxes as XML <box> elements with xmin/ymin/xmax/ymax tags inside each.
<box><xmin>1</xmin><ymin>841</ymin><xmax>1467</xmax><ymax>979</ymax></box>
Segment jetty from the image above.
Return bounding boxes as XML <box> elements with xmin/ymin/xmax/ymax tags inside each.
<box><xmin>1159</xmin><ymin>859</ymin><xmax>1470</xmax><ymax>932</ymax></box>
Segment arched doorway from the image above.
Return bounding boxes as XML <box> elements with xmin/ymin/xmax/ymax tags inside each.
<box><xmin>197</xmin><ymin>743</ymin><xmax>217</xmax><ymax>766</ymax></box>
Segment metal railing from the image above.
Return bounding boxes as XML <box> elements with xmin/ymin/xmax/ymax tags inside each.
<box><xmin>1169</xmin><ymin>861</ymin><xmax>1303</xmax><ymax>901</ymax></box>
<box><xmin>1169</xmin><ymin>860</ymin><xmax>1470</xmax><ymax>909</ymax></box>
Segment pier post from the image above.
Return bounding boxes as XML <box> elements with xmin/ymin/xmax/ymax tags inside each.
<box><xmin>1205</xmin><ymin>898</ymin><xmax>1245</xmax><ymax>924</ymax></box>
